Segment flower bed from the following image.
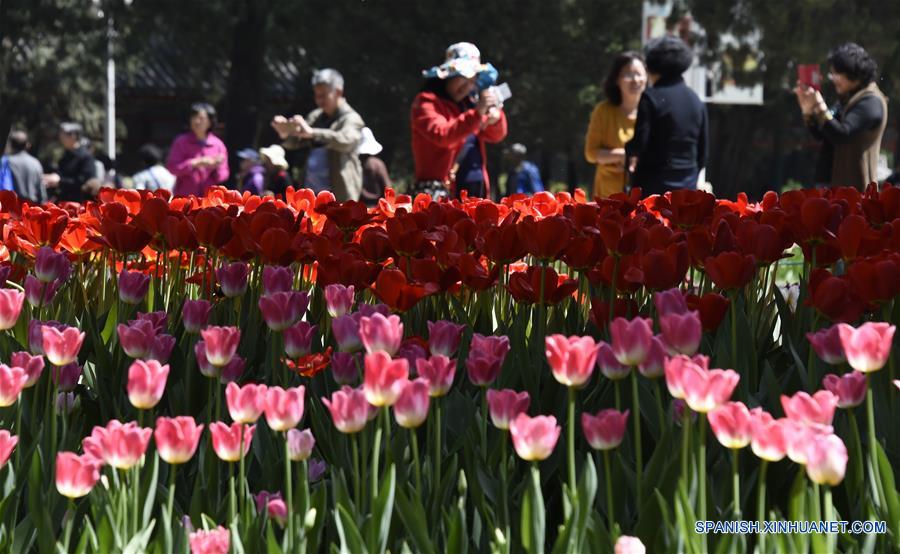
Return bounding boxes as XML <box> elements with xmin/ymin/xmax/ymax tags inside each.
<box><xmin>0</xmin><ymin>184</ymin><xmax>895</xmax><ymax>553</ymax></box>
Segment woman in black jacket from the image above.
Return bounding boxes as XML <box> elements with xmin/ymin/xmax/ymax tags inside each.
<box><xmin>625</xmin><ymin>36</ymin><xmax>708</xmax><ymax>197</ymax></box>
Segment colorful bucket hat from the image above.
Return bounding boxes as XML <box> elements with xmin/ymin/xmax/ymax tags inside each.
<box><xmin>422</xmin><ymin>42</ymin><xmax>498</xmax><ymax>89</ymax></box>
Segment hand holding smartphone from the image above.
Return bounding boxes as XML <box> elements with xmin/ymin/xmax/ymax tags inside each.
<box><xmin>797</xmin><ymin>64</ymin><xmax>822</xmax><ymax>91</ymax></box>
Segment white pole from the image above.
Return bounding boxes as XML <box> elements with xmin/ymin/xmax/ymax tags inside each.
<box><xmin>106</xmin><ymin>14</ymin><xmax>115</xmax><ymax>161</ymax></box>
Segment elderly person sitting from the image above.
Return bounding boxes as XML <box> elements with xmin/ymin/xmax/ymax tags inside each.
<box><xmin>271</xmin><ymin>68</ymin><xmax>365</xmax><ymax>201</ymax></box>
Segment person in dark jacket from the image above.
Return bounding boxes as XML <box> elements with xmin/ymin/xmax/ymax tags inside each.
<box><xmin>4</xmin><ymin>130</ymin><xmax>47</xmax><ymax>204</ymax></box>
<box><xmin>43</xmin><ymin>122</ymin><xmax>98</xmax><ymax>202</ymax></box>
<box><xmin>795</xmin><ymin>43</ymin><xmax>887</xmax><ymax>189</ymax></box>
<box><xmin>625</xmin><ymin>36</ymin><xmax>707</xmax><ymax>197</ymax></box>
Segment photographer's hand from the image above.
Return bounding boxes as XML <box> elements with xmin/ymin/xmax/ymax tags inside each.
<box><xmin>477</xmin><ymin>89</ymin><xmax>498</xmax><ymax>115</ymax></box>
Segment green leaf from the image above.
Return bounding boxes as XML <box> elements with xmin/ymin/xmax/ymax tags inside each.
<box><xmin>122</xmin><ymin>520</ymin><xmax>156</xmax><ymax>554</ymax></box>
<box><xmin>447</xmin><ymin>493</ymin><xmax>468</xmax><ymax>554</ymax></box>
<box><xmin>306</xmin><ymin>485</ymin><xmax>328</xmax><ymax>554</ymax></box>
<box><xmin>365</xmin><ymin>464</ymin><xmax>396</xmax><ymax>554</ymax></box>
<box><xmin>787</xmin><ymin>470</ymin><xmax>809</xmax><ymax>554</ymax></box>
<box><xmin>393</xmin><ymin>485</ymin><xmax>436</xmax><ymax>554</ymax></box>
<box><xmin>265</xmin><ymin>520</ymin><xmax>283</xmax><ymax>554</ymax></box>
<box><xmin>74</xmin><ymin>518</ymin><xmax>98</xmax><ymax>554</ymax></box>
<box><xmin>101</xmin><ymin>304</ymin><xmax>118</xmax><ymax>344</ymax></box>
<box><xmin>335</xmin><ymin>504</ymin><xmax>368</xmax><ymax>554</ymax></box>
<box><xmin>142</xmin><ymin>454</ymin><xmax>160</xmax><ymax>527</ymax></box>
<box><xmin>874</xmin><ymin>442</ymin><xmax>900</xmax><ymax>548</ymax></box>
<box><xmin>520</xmin><ymin>465</ymin><xmax>545</xmax><ymax>554</ymax></box>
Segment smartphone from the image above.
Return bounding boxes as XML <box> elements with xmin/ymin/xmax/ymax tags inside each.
<box><xmin>797</xmin><ymin>64</ymin><xmax>822</xmax><ymax>90</ymax></box>
<box><xmin>495</xmin><ymin>83</ymin><xmax>512</xmax><ymax>102</ymax></box>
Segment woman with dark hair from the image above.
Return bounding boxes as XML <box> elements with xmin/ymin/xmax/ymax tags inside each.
<box><xmin>166</xmin><ymin>102</ymin><xmax>230</xmax><ymax>197</ymax></box>
<box><xmin>410</xmin><ymin>42</ymin><xmax>507</xmax><ymax>200</ymax></box>
<box><xmin>625</xmin><ymin>36</ymin><xmax>707</xmax><ymax>197</ymax></box>
<box><xmin>795</xmin><ymin>43</ymin><xmax>887</xmax><ymax>188</ymax></box>
<box><xmin>584</xmin><ymin>51</ymin><xmax>647</xmax><ymax>198</ymax></box>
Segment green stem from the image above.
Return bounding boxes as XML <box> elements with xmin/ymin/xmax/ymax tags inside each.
<box><xmin>603</xmin><ymin>449</ymin><xmax>615</xmax><ymax>538</ymax></box>
<box><xmin>481</xmin><ymin>387</ymin><xmax>488</xmax><ymax>461</ymax></box>
<box><xmin>699</xmin><ymin>413</ymin><xmax>708</xmax><ymax>554</ymax></box>
<box><xmin>653</xmin><ymin>379</ymin><xmax>665</xmax><ymax>434</ymax></box>
<box><xmin>238</xmin><ymin>431</ymin><xmax>246</xmax><ymax>518</ymax></box>
<box><xmin>132</xmin><ymin>465</ymin><xmax>140</xmax><ymax>536</ymax></box>
<box><xmin>614</xmin><ymin>381</ymin><xmax>621</xmax><ymax>411</ymax></box>
<box><xmin>824</xmin><ymin>486</ymin><xmax>835</xmax><ymax>553</ymax></box>
<box><xmin>866</xmin><ymin>381</ymin><xmax>878</xmax><ymax>509</ymax></box>
<box><xmin>371</xmin><ymin>410</ymin><xmax>383</xmax><ymax>508</ymax></box>
<box><xmin>682</xmin><ymin>409</ymin><xmax>691</xmax><ymax>483</ymax></box>
<box><xmin>500</xmin><ymin>435</ymin><xmax>509</xmax><ymax>532</ymax></box>
<box><xmin>434</xmin><ymin>400</ymin><xmax>442</xmax><ymax>499</ymax></box>
<box><xmin>631</xmin><ymin>371</ymin><xmax>642</xmax><ymax>511</ymax></box>
<box><xmin>382</xmin><ymin>406</ymin><xmax>392</xmax><ymax>468</ymax></box>
<box><xmin>352</xmin><ymin>433</ymin><xmax>361</xmax><ymax>509</ymax></box>
<box><xmin>567</xmin><ymin>387</ymin><xmax>577</xmax><ymax>496</ymax></box>
<box><xmin>757</xmin><ymin>460</ymin><xmax>768</xmax><ymax>553</ymax></box>
<box><xmin>284</xmin><ymin>434</ymin><xmax>294</xmax><ymax>553</ymax></box>
<box><xmin>62</xmin><ymin>499</ymin><xmax>76</xmax><ymax>553</ymax></box>
<box><xmin>167</xmin><ymin>464</ymin><xmax>177</xmax><ymax>534</ymax></box>
<box><xmin>731</xmin><ymin>448</ymin><xmax>740</xmax><ymax>517</ymax></box>
<box><xmin>411</xmin><ymin>430</ymin><xmax>422</xmax><ymax>497</ymax></box>
<box><xmin>730</xmin><ymin>291</ymin><xmax>738</xmax><ymax>374</ymax></box>
<box><xmin>229</xmin><ymin>464</ymin><xmax>236</xmax><ymax>526</ymax></box>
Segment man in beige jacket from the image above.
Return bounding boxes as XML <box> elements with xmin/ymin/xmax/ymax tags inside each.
<box><xmin>272</xmin><ymin>68</ymin><xmax>364</xmax><ymax>201</ymax></box>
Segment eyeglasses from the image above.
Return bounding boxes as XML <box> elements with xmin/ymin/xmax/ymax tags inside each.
<box><xmin>621</xmin><ymin>73</ymin><xmax>646</xmax><ymax>81</ymax></box>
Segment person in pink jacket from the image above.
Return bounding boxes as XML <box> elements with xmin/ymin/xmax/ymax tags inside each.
<box><xmin>166</xmin><ymin>103</ymin><xmax>230</xmax><ymax>197</ymax></box>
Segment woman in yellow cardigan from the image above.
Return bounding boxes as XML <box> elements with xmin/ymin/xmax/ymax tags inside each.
<box><xmin>585</xmin><ymin>52</ymin><xmax>647</xmax><ymax>198</ymax></box>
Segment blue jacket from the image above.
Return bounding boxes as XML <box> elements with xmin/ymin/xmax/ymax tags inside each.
<box><xmin>509</xmin><ymin>161</ymin><xmax>544</xmax><ymax>195</ymax></box>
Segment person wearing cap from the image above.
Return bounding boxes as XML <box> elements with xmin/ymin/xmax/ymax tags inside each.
<box><xmin>235</xmin><ymin>148</ymin><xmax>265</xmax><ymax>195</ymax></box>
<box><xmin>411</xmin><ymin>42</ymin><xmax>507</xmax><ymax>200</ymax></box>
<box><xmin>3</xmin><ymin>130</ymin><xmax>47</xmax><ymax>204</ymax></box>
<box><xmin>503</xmin><ymin>143</ymin><xmax>544</xmax><ymax>196</ymax></box>
<box><xmin>132</xmin><ymin>144</ymin><xmax>176</xmax><ymax>192</ymax></box>
<box><xmin>358</xmin><ymin>127</ymin><xmax>391</xmax><ymax>206</ymax></box>
<box><xmin>166</xmin><ymin>102</ymin><xmax>230</xmax><ymax>197</ymax></box>
<box><xmin>270</xmin><ymin>68</ymin><xmax>364</xmax><ymax>202</ymax></box>
<box><xmin>625</xmin><ymin>36</ymin><xmax>707</xmax><ymax>197</ymax></box>
<box><xmin>259</xmin><ymin>144</ymin><xmax>292</xmax><ymax>197</ymax></box>
<box><xmin>42</xmin><ymin>122</ymin><xmax>98</xmax><ymax>202</ymax></box>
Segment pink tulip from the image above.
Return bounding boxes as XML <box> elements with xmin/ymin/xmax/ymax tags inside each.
<box><xmin>837</xmin><ymin>322</ymin><xmax>896</xmax><ymax>373</ymax></box>
<box><xmin>34</xmin><ymin>247</ymin><xmax>70</xmax><ymax>283</ymax></box>
<box><xmin>363</xmin><ymin>351</ymin><xmax>409</xmax><ymax>407</ymax></box>
<box><xmin>261</xmin><ymin>291</ymin><xmax>310</xmax><ymax>332</ymax></box>
<box><xmin>262</xmin><ymin>265</ymin><xmax>294</xmax><ymax>295</ymax></box>
<box><xmin>325</xmin><ymin>284</ymin><xmax>355</xmax><ymax>318</ymax></box>
<box><xmin>487</xmin><ymin>389</ymin><xmax>530</xmax><ymax>430</ymax></box>
<box><xmin>148</xmin><ymin>333</ymin><xmax>176</xmax><ymax>363</ymax></box>
<box><xmin>265</xmin><ymin>386</ymin><xmax>306</xmax><ymax>431</ymax></box>
<box><xmin>135</xmin><ymin>311</ymin><xmax>168</xmax><ymax>335</ymax></box>
<box><xmin>41</xmin><ymin>325</ymin><xmax>85</xmax><ymax>367</ymax></box>
<box><xmin>332</xmin><ymin>315</ymin><xmax>362</xmax><ymax>352</ymax></box>
<box><xmin>581</xmin><ymin>409</ymin><xmax>629</xmax><ymax>450</ymax></box>
<box><xmin>597</xmin><ymin>342</ymin><xmax>631</xmax><ymax>380</ymax></box>
<box><xmin>0</xmin><ymin>364</ymin><xmax>27</xmax><ymax>407</ymax></box>
<box><xmin>358</xmin><ymin>303</ymin><xmax>391</xmax><ymax>318</ymax></box>
<box><xmin>659</xmin><ymin>311</ymin><xmax>702</xmax><ymax>356</ymax></box>
<box><xmin>609</xmin><ymin>317</ymin><xmax>654</xmax><ymax>366</ymax></box>
<box><xmin>25</xmin><ymin>275</ymin><xmax>60</xmax><ymax>307</ymax></box>
<box><xmin>209</xmin><ymin>422</ymin><xmax>256</xmax><ymax>462</ymax></box>
<box><xmin>680</xmin><ymin>362</ymin><xmax>739</xmax><ymax>414</ymax></box>
<box><xmin>11</xmin><ymin>351</ymin><xmax>44</xmax><ymax>388</ymax></box>
<box><xmin>127</xmin><ymin>359</ymin><xmax>169</xmax><ymax>409</ymax></box>
<box><xmin>182</xmin><ymin>299</ymin><xmax>212</xmax><ymax>333</ymax></box>
<box><xmin>427</xmin><ymin>320</ymin><xmax>466</xmax><ymax>357</ymax></box>
<box><xmin>359</xmin><ymin>313</ymin><xmax>404</xmax><ymax>356</ymax></box>
<box><xmin>750</xmin><ymin>416</ymin><xmax>789</xmax><ymax>462</ymax></box>
<box><xmin>219</xmin><ymin>356</ymin><xmax>245</xmax><ymax>384</ymax></box>
<box><xmin>225</xmin><ymin>382</ymin><xmax>268</xmax><ymax>423</ymax></box>
<box><xmin>155</xmin><ymin>417</ymin><xmax>204</xmax><ymax>464</ymax></box>
<box><xmin>545</xmin><ymin>334</ymin><xmax>599</xmax><ymax>388</ymax></box>
<box><xmin>0</xmin><ymin>431</ymin><xmax>18</xmax><ymax>467</ymax></box>
<box><xmin>894</xmin><ymin>380</ymin><xmax>900</xmax><ymax>391</ymax></box>
<box><xmin>465</xmin><ymin>334</ymin><xmax>510</xmax><ymax>386</ymax></box>
<box><xmin>416</xmin><ymin>355</ymin><xmax>456</xmax><ymax>397</ymax></box>
<box><xmin>509</xmin><ymin>413</ymin><xmax>560</xmax><ymax>461</ymax></box>
<box><xmin>397</xmin><ymin>338</ymin><xmax>427</xmax><ymax>368</ymax></box>
<box><xmin>194</xmin><ymin>341</ymin><xmax>219</xmax><ymax>378</ymax></box>
<box><xmin>216</xmin><ymin>261</ymin><xmax>250</xmax><ymax>298</ymax></box>
<box><xmin>708</xmin><ymin>401</ymin><xmax>753</xmax><ymax>449</ymax></box>
<box><xmin>200</xmin><ymin>326</ymin><xmax>241</xmax><ymax>367</ymax></box>
<box><xmin>330</xmin><ymin>351</ymin><xmax>361</xmax><ymax>385</ymax></box>
<box><xmin>284</xmin><ymin>321</ymin><xmax>317</xmax><ymax>359</ymax></box>
<box><xmin>0</xmin><ymin>289</ymin><xmax>24</xmax><ymax>331</ymax></box>
<box><xmin>781</xmin><ymin>390</ymin><xmax>838</xmax><ymax>427</ymax></box>
<box><xmin>822</xmin><ymin>372</ymin><xmax>867</xmax><ymax>409</ymax></box>
<box><xmin>29</xmin><ymin>320</ymin><xmax>64</xmax><ymax>354</ymax></box>
<box><xmin>654</xmin><ymin>288</ymin><xmax>688</xmax><ymax>316</ymax></box>
<box><xmin>86</xmin><ymin>420</ymin><xmax>153</xmax><ymax>469</ymax></box>
<box><xmin>117</xmin><ymin>320</ymin><xmax>156</xmax><ymax>359</ymax></box>
<box><xmin>118</xmin><ymin>270</ymin><xmax>150</xmax><ymax>304</ymax></box>
<box><xmin>255</xmin><ymin>491</ymin><xmax>288</xmax><ymax>526</ymax></box>
<box><xmin>615</xmin><ymin>535</ymin><xmax>647</xmax><ymax>554</ymax></box>
<box><xmin>637</xmin><ymin>336</ymin><xmax>666</xmax><ymax>378</ymax></box>
<box><xmin>394</xmin><ymin>378</ymin><xmax>430</xmax><ymax>429</ymax></box>
<box><xmin>784</xmin><ymin>419</ymin><xmax>832</xmax><ymax>465</ymax></box>
<box><xmin>189</xmin><ymin>526</ymin><xmax>230</xmax><ymax>554</ymax></box>
<box><xmin>806</xmin><ymin>325</ymin><xmax>845</xmax><ymax>365</ymax></box>
<box><xmin>805</xmin><ymin>433</ymin><xmax>848</xmax><ymax>486</ymax></box>
<box><xmin>664</xmin><ymin>354</ymin><xmax>710</xmax><ymax>399</ymax></box>
<box><xmin>55</xmin><ymin>452</ymin><xmax>101</xmax><ymax>498</ymax></box>
<box><xmin>287</xmin><ymin>429</ymin><xmax>315</xmax><ymax>461</ymax></box>
<box><xmin>52</xmin><ymin>362</ymin><xmax>81</xmax><ymax>392</ymax></box>
<box><xmin>322</xmin><ymin>386</ymin><xmax>370</xmax><ymax>433</ymax></box>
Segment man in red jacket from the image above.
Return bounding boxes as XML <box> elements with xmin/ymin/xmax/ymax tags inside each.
<box><xmin>411</xmin><ymin>42</ymin><xmax>508</xmax><ymax>200</ymax></box>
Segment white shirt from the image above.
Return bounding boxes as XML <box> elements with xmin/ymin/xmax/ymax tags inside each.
<box><xmin>133</xmin><ymin>164</ymin><xmax>176</xmax><ymax>192</ymax></box>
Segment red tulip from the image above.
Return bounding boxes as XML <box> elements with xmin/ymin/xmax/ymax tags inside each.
<box><xmin>781</xmin><ymin>389</ymin><xmax>838</xmax><ymax>428</ymax></box>
<box><xmin>86</xmin><ymin>420</ymin><xmax>153</xmax><ymax>469</ymax></box>
<box><xmin>427</xmin><ymin>320</ymin><xmax>466</xmax><ymax>357</ymax></box>
<box><xmin>805</xmin><ymin>433</ymin><xmax>848</xmax><ymax>486</ymax></box>
<box><xmin>581</xmin><ymin>408</ymin><xmax>629</xmax><ymax>450</ymax></box>
<box><xmin>708</xmin><ymin>401</ymin><xmax>753</xmax><ymax>449</ymax></box>
<box><xmin>189</xmin><ymin>526</ymin><xmax>230</xmax><ymax>554</ymax></box>
<box><xmin>41</xmin><ymin>325</ymin><xmax>85</xmax><ymax>367</ymax></box>
<box><xmin>11</xmin><ymin>351</ymin><xmax>44</xmax><ymax>388</ymax></box>
<box><xmin>0</xmin><ymin>431</ymin><xmax>18</xmax><ymax>467</ymax></box>
<box><xmin>182</xmin><ymin>299</ymin><xmax>212</xmax><ymax>334</ymax></box>
<box><xmin>609</xmin><ymin>317</ymin><xmax>654</xmax><ymax>366</ymax></box>
<box><xmin>686</xmin><ymin>292</ymin><xmax>730</xmax><ymax>332</ymax></box>
<box><xmin>704</xmin><ymin>252</ymin><xmax>757</xmax><ymax>290</ymax></box>
<box><xmin>155</xmin><ymin>416</ymin><xmax>204</xmax><ymax>465</ymax></box>
<box><xmin>487</xmin><ymin>389</ymin><xmax>530</xmax><ymax>430</ymax></box>
<box><xmin>363</xmin><ymin>351</ymin><xmax>408</xmax><ymax>407</ymax></box>
<box><xmin>325</xmin><ymin>284</ymin><xmax>355</xmax><ymax>318</ymax></box>
<box><xmin>262</xmin><ymin>265</ymin><xmax>294</xmax><ymax>295</ymax></box>
<box><xmin>806</xmin><ymin>325</ymin><xmax>846</xmax><ymax>365</ymax></box>
<box><xmin>127</xmin><ymin>359</ymin><xmax>169</xmax><ymax>409</ymax></box>
<box><xmin>822</xmin><ymin>372</ymin><xmax>867</xmax><ymax>409</ymax></box>
<box><xmin>264</xmin><ymin>386</ymin><xmax>305</xmax><ymax>431</ymax></box>
<box><xmin>393</xmin><ymin>378</ymin><xmax>430</xmax><ymax>429</ymax></box>
<box><xmin>659</xmin><ymin>311</ymin><xmax>702</xmax><ymax>356</ymax></box>
<box><xmin>225</xmin><ymin>382</ymin><xmax>268</xmax><ymax>424</ymax></box>
<box><xmin>284</xmin><ymin>321</ymin><xmax>317</xmax><ymax>359</ymax></box>
<box><xmin>216</xmin><ymin>261</ymin><xmax>250</xmax><ymax>298</ymax></box>
<box><xmin>750</xmin><ymin>416</ymin><xmax>789</xmax><ymax>462</ymax></box>
<box><xmin>287</xmin><ymin>429</ymin><xmax>315</xmax><ymax>461</ymax></box>
<box><xmin>55</xmin><ymin>452</ymin><xmax>101</xmax><ymax>498</ymax></box>
<box><xmin>509</xmin><ymin>413</ymin><xmax>560</xmax><ymax>461</ymax></box>
<box><xmin>0</xmin><ymin>288</ymin><xmax>27</xmax><ymax>330</ymax></box>
<box><xmin>370</xmin><ymin>268</ymin><xmax>437</xmax><ymax>312</ymax></box>
<box><xmin>200</xmin><ymin>326</ymin><xmax>241</xmax><ymax>367</ymax></box>
<box><xmin>837</xmin><ymin>322</ymin><xmax>895</xmax><ymax>374</ymax></box>
<box><xmin>597</xmin><ymin>342</ymin><xmax>631</xmax><ymax>380</ymax></box>
<box><xmin>118</xmin><ymin>270</ymin><xmax>150</xmax><ymax>305</ymax></box>
<box><xmin>117</xmin><ymin>320</ymin><xmax>157</xmax><ymax>359</ymax></box>
<box><xmin>322</xmin><ymin>386</ymin><xmax>370</xmax><ymax>433</ymax></box>
<box><xmin>209</xmin><ymin>422</ymin><xmax>256</xmax><ymax>462</ymax></box>
<box><xmin>0</xmin><ymin>364</ymin><xmax>27</xmax><ymax>407</ymax></box>
<box><xmin>359</xmin><ymin>313</ymin><xmax>404</xmax><ymax>356</ymax></box>
<box><xmin>545</xmin><ymin>334</ymin><xmax>599</xmax><ymax>387</ymax></box>
<box><xmin>416</xmin><ymin>355</ymin><xmax>456</xmax><ymax>397</ymax></box>
<box><xmin>465</xmin><ymin>334</ymin><xmax>510</xmax><ymax>386</ymax></box>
